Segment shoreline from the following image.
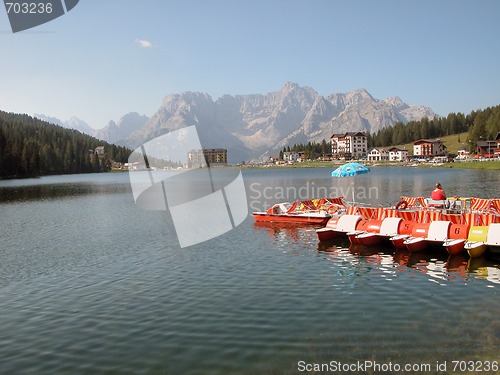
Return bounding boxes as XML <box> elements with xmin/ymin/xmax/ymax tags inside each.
<box><xmin>242</xmin><ymin>160</ymin><xmax>500</xmax><ymax>171</ymax></box>
<box><xmin>2</xmin><ymin>160</ymin><xmax>499</xmax><ymax>181</ymax></box>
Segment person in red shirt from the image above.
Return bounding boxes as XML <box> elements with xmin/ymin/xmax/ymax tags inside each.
<box><xmin>431</xmin><ymin>183</ymin><xmax>447</xmax><ymax>200</ymax></box>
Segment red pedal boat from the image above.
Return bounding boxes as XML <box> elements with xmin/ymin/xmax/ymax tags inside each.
<box><xmin>316</xmin><ymin>214</ymin><xmax>362</xmax><ymax>241</ymax></box>
<box><xmin>404</xmin><ymin>221</ymin><xmax>451</xmax><ymax>252</ymax></box>
<box><xmin>253</xmin><ymin>201</ymin><xmax>332</xmax><ymax>225</ymax></box>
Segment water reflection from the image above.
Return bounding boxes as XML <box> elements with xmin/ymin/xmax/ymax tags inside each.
<box><xmin>0</xmin><ymin>176</ymin><xmax>131</xmax><ymax>203</ymax></box>
<box><xmin>252</xmin><ymin>221</ymin><xmax>500</xmax><ymax>286</ymax></box>
<box><xmin>252</xmin><ymin>221</ymin><xmax>321</xmax><ymax>244</ymax></box>
<box><xmin>318</xmin><ymin>238</ymin><xmax>500</xmax><ymax>285</ymax></box>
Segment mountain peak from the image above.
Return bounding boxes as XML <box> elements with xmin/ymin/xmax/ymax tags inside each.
<box><xmin>384</xmin><ymin>96</ymin><xmax>405</xmax><ymax>108</ymax></box>
<box><xmin>35</xmin><ymin>114</ymin><xmax>96</xmax><ymax>136</ymax></box>
<box><xmin>279</xmin><ymin>82</ymin><xmax>317</xmax><ymax>96</ymax></box>
<box><xmin>281</xmin><ymin>81</ymin><xmax>299</xmax><ymax>91</ymax></box>
<box><xmin>346</xmin><ymin>88</ymin><xmax>374</xmax><ymax>103</ymax></box>
<box><xmin>123</xmin><ymin>84</ymin><xmax>435</xmax><ymax>162</ymax></box>
<box><xmin>96</xmin><ymin>112</ymin><xmax>149</xmax><ymax>144</ymax></box>
<box><xmin>106</xmin><ymin>120</ymin><xmax>117</xmax><ymax>128</ymax></box>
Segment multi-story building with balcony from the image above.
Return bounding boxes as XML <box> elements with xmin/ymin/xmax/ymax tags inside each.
<box><xmin>188</xmin><ymin>148</ymin><xmax>228</xmax><ymax>168</ymax></box>
<box><xmin>413</xmin><ymin>139</ymin><xmax>446</xmax><ymax>157</ymax></box>
<box><xmin>330</xmin><ymin>132</ymin><xmax>367</xmax><ymax>159</ymax></box>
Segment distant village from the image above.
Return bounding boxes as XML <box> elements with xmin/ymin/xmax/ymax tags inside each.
<box><xmin>111</xmin><ymin>131</ymin><xmax>500</xmax><ymax>171</ymax></box>
<box><xmin>265</xmin><ymin>131</ymin><xmax>500</xmax><ymax>166</ymax></box>
<box><xmin>124</xmin><ymin>148</ymin><xmax>228</xmax><ymax>170</ymax></box>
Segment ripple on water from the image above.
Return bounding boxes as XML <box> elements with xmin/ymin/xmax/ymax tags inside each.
<box><xmin>1</xmin><ymin>171</ymin><xmax>499</xmax><ymax>374</ymax></box>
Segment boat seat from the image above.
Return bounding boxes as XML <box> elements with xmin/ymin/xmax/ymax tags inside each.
<box><xmin>486</xmin><ymin>223</ymin><xmax>500</xmax><ymax>246</ymax></box>
<box><xmin>426</xmin><ymin>220</ymin><xmax>451</xmax><ymax>241</ymax></box>
<box><xmin>379</xmin><ymin>217</ymin><xmax>402</xmax><ymax>236</ymax></box>
<box><xmin>426</xmin><ymin>198</ymin><xmax>448</xmax><ymax>208</ymax></box>
<box><xmin>335</xmin><ymin>214</ymin><xmax>362</xmax><ymax>232</ymax></box>
<box><xmin>467</xmin><ymin>226</ymin><xmax>488</xmax><ymax>242</ymax></box>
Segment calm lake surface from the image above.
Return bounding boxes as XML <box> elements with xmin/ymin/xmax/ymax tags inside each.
<box><xmin>0</xmin><ymin>167</ymin><xmax>499</xmax><ymax>374</ymax></box>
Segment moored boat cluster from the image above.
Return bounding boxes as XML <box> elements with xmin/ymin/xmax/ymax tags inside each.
<box><xmin>253</xmin><ymin>196</ymin><xmax>500</xmax><ymax>258</ymax></box>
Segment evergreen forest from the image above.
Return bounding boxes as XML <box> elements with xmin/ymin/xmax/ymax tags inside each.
<box><xmin>0</xmin><ymin>111</ymin><xmax>131</xmax><ymax>178</ymax></box>
<box><xmin>369</xmin><ymin>105</ymin><xmax>500</xmax><ymax>148</ymax></box>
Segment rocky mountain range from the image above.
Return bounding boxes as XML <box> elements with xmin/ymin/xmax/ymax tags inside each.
<box><xmin>35</xmin><ymin>114</ymin><xmax>97</xmax><ymax>136</ymax></box>
<box><xmin>35</xmin><ymin>112</ymin><xmax>150</xmax><ymax>145</ymax></box>
<box><xmin>97</xmin><ymin>112</ymin><xmax>150</xmax><ymax>145</ymax></box>
<box><xmin>125</xmin><ymin>82</ymin><xmax>435</xmax><ymax>162</ymax></box>
<box><xmin>37</xmin><ymin>83</ymin><xmax>436</xmax><ymax>163</ymax></box>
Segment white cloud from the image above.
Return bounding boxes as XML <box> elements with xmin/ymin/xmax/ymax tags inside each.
<box><xmin>135</xmin><ymin>39</ymin><xmax>153</xmax><ymax>48</ymax></box>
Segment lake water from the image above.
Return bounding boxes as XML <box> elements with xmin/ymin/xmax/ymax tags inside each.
<box><xmin>0</xmin><ymin>167</ymin><xmax>499</xmax><ymax>374</ymax></box>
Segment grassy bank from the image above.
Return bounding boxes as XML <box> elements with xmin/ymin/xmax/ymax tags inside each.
<box><xmin>442</xmin><ymin>160</ymin><xmax>500</xmax><ymax>170</ymax></box>
<box><xmin>399</xmin><ymin>132</ymin><xmax>469</xmax><ymax>155</ymax></box>
<box><xmin>242</xmin><ymin>161</ymin><xmax>339</xmax><ymax>169</ymax></box>
<box><xmin>242</xmin><ymin>160</ymin><xmax>414</xmax><ymax>169</ymax></box>
<box><xmin>242</xmin><ymin>159</ymin><xmax>500</xmax><ymax>171</ymax></box>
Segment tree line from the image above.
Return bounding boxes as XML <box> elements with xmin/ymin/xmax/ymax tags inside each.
<box><xmin>369</xmin><ymin>105</ymin><xmax>500</xmax><ymax>150</ymax></box>
<box><xmin>280</xmin><ymin>104</ymin><xmax>500</xmax><ymax>156</ymax></box>
<box><xmin>279</xmin><ymin>139</ymin><xmax>330</xmax><ymax>160</ymax></box>
<box><xmin>0</xmin><ymin>111</ymin><xmax>131</xmax><ymax>178</ymax></box>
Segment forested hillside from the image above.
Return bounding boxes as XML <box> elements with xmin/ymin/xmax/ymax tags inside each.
<box><xmin>0</xmin><ymin>111</ymin><xmax>130</xmax><ymax>178</ymax></box>
<box><xmin>278</xmin><ymin>105</ymin><xmax>500</xmax><ymax>158</ymax></box>
<box><xmin>369</xmin><ymin>105</ymin><xmax>500</xmax><ymax>149</ymax></box>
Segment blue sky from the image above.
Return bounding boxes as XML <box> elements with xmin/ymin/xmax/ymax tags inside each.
<box><xmin>1</xmin><ymin>0</ymin><xmax>499</xmax><ymax>129</ymax></box>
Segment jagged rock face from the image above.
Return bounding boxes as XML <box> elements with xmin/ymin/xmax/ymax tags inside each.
<box><xmin>34</xmin><ymin>114</ymin><xmax>97</xmax><ymax>137</ymax></box>
<box><xmin>97</xmin><ymin>112</ymin><xmax>149</xmax><ymax>145</ymax></box>
<box><xmin>126</xmin><ymin>83</ymin><xmax>435</xmax><ymax>162</ymax></box>
<box><xmin>34</xmin><ymin>112</ymin><xmax>149</xmax><ymax>146</ymax></box>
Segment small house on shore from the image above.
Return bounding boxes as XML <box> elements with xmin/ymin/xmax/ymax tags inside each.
<box><xmin>388</xmin><ymin>147</ymin><xmax>409</xmax><ymax>162</ymax></box>
<box><xmin>367</xmin><ymin>148</ymin><xmax>388</xmax><ymax>161</ymax></box>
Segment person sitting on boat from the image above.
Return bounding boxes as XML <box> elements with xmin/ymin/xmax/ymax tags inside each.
<box><xmin>431</xmin><ymin>183</ymin><xmax>447</xmax><ymax>200</ymax></box>
<box><xmin>429</xmin><ymin>182</ymin><xmax>449</xmax><ymax>209</ymax></box>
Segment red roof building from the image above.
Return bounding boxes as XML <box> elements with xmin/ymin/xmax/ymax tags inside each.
<box><xmin>413</xmin><ymin>139</ymin><xmax>447</xmax><ymax>157</ymax></box>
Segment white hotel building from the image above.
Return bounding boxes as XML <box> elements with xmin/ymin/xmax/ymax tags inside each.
<box><xmin>330</xmin><ymin>132</ymin><xmax>368</xmax><ymax>159</ymax></box>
